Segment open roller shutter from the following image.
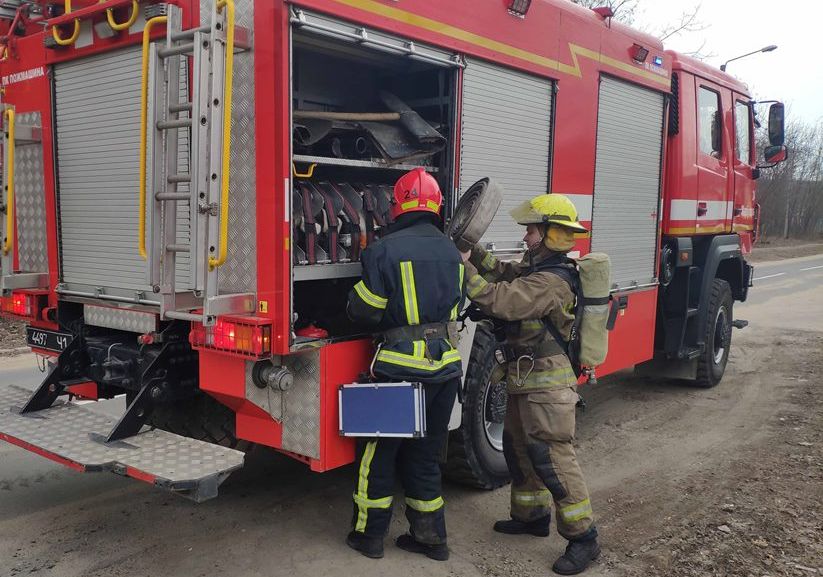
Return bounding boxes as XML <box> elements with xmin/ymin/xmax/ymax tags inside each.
<box><xmin>591</xmin><ymin>77</ymin><xmax>665</xmax><ymax>290</ymax></box>
<box><xmin>459</xmin><ymin>58</ymin><xmax>553</xmax><ymax>249</ymax></box>
<box><xmin>55</xmin><ymin>47</ymin><xmax>190</xmax><ymax>292</ymax></box>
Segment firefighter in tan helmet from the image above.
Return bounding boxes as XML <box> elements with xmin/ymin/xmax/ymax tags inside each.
<box><xmin>460</xmin><ymin>193</ymin><xmax>600</xmax><ymax>575</ymax></box>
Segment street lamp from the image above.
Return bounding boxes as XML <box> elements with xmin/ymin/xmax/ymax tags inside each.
<box><xmin>720</xmin><ymin>45</ymin><xmax>778</xmax><ymax>72</ymax></box>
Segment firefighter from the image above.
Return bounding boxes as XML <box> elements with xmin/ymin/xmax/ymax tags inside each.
<box><xmin>345</xmin><ymin>167</ymin><xmax>464</xmax><ymax>562</ymax></box>
<box><xmin>460</xmin><ymin>193</ymin><xmax>601</xmax><ymax>575</ymax></box>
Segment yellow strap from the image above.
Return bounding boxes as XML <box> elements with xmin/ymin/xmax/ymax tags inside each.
<box><xmin>405</xmin><ymin>496</ymin><xmax>444</xmax><ymax>512</ymax></box>
<box><xmin>450</xmin><ymin>263</ymin><xmax>464</xmax><ymax>320</ymax></box>
<box><xmin>209</xmin><ymin>0</ymin><xmax>236</xmax><ymax>270</ymax></box>
<box><xmin>103</xmin><ymin>0</ymin><xmax>139</xmax><ymax>31</ymax></box>
<box><xmin>51</xmin><ymin>0</ymin><xmax>80</xmax><ymax>46</ymax></box>
<box><xmin>399</xmin><ymin>261</ymin><xmax>420</xmax><ymax>325</ymax></box>
<box><xmin>354</xmin><ymin>281</ymin><xmax>388</xmax><ymax>310</ymax></box>
<box><xmin>559</xmin><ymin>498</ymin><xmax>593</xmax><ymax>522</ymax></box>
<box><xmin>138</xmin><ymin>15</ymin><xmax>168</xmax><ymax>260</ymax></box>
<box><xmin>355</xmin><ymin>441</ymin><xmax>378</xmax><ymax>532</ymax></box>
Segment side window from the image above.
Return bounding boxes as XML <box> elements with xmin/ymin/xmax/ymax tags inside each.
<box><xmin>698</xmin><ymin>87</ymin><xmax>722</xmax><ymax>158</ymax></box>
<box><xmin>735</xmin><ymin>100</ymin><xmax>752</xmax><ymax>164</ymax></box>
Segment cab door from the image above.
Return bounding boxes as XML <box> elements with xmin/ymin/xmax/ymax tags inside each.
<box><xmin>731</xmin><ymin>97</ymin><xmax>756</xmax><ymax>240</ymax></box>
<box><xmin>694</xmin><ymin>78</ymin><xmax>733</xmax><ymax>233</ymax></box>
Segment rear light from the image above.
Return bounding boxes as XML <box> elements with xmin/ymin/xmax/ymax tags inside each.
<box><xmin>190</xmin><ymin>316</ymin><xmax>272</xmax><ymax>358</ymax></box>
<box><xmin>0</xmin><ymin>291</ymin><xmax>46</xmax><ymax>320</ymax></box>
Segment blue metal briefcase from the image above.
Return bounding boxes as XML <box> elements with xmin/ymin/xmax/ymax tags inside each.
<box><xmin>339</xmin><ymin>381</ymin><xmax>426</xmax><ymax>438</ymax></box>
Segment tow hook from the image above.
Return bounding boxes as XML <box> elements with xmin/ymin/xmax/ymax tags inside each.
<box><xmin>732</xmin><ymin>319</ymin><xmax>749</xmax><ymax>329</ymax></box>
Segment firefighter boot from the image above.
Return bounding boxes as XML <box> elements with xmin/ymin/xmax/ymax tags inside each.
<box><xmin>552</xmin><ymin>530</ymin><xmax>601</xmax><ymax>575</ymax></box>
<box><xmin>346</xmin><ymin>531</ymin><xmax>384</xmax><ymax>559</ymax></box>
<box><xmin>493</xmin><ymin>515</ymin><xmax>551</xmax><ymax>537</ymax></box>
<box><xmin>395</xmin><ymin>534</ymin><xmax>449</xmax><ymax>561</ymax></box>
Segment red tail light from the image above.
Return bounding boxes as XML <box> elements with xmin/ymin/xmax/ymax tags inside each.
<box><xmin>0</xmin><ymin>291</ymin><xmax>46</xmax><ymax>320</ymax></box>
<box><xmin>190</xmin><ymin>316</ymin><xmax>272</xmax><ymax>358</ymax></box>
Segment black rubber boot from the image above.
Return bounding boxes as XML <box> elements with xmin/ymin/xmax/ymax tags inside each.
<box><xmin>395</xmin><ymin>534</ymin><xmax>450</xmax><ymax>561</ymax></box>
<box><xmin>493</xmin><ymin>515</ymin><xmax>551</xmax><ymax>537</ymax></box>
<box><xmin>346</xmin><ymin>530</ymin><xmax>384</xmax><ymax>559</ymax></box>
<box><xmin>552</xmin><ymin>536</ymin><xmax>601</xmax><ymax>575</ymax></box>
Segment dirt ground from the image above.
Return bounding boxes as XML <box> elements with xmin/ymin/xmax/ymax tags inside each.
<box><xmin>747</xmin><ymin>239</ymin><xmax>823</xmax><ymax>263</ymax></box>
<box><xmin>0</xmin><ymin>316</ymin><xmax>25</xmax><ymax>355</ymax></box>
<box><xmin>1</xmin><ymin>256</ymin><xmax>821</xmax><ymax>577</ymax></box>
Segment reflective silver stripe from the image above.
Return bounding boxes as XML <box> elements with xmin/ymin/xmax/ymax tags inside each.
<box><xmin>354</xmin><ymin>280</ymin><xmax>388</xmax><ymax>309</ymax></box>
<box><xmin>559</xmin><ymin>498</ymin><xmax>592</xmax><ymax>522</ymax></box>
<box><xmin>466</xmin><ymin>274</ymin><xmax>488</xmax><ymax>298</ymax></box>
<box><xmin>354</xmin><ymin>441</ymin><xmax>378</xmax><ymax>531</ymax></box>
<box><xmin>400</xmin><ymin>261</ymin><xmax>420</xmax><ymax>325</ymax></box>
<box><xmin>353</xmin><ymin>493</ymin><xmax>393</xmax><ymax>509</ymax></box>
<box><xmin>512</xmin><ymin>490</ymin><xmax>552</xmax><ymax>506</ymax></box>
<box><xmin>405</xmin><ymin>496</ymin><xmax>444</xmax><ymax>512</ymax></box>
<box><xmin>481</xmin><ymin>252</ymin><xmax>498</xmax><ymax>271</ymax></box>
<box><xmin>451</xmin><ymin>263</ymin><xmax>465</xmax><ymax>320</ymax></box>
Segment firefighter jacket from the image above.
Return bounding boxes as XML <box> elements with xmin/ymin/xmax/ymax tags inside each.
<box><xmin>464</xmin><ymin>244</ymin><xmax>577</xmax><ymax>393</ymax></box>
<box><xmin>347</xmin><ymin>215</ymin><xmax>465</xmax><ymax>384</ymax></box>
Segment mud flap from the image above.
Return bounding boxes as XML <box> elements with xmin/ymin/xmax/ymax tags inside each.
<box><xmin>0</xmin><ymin>386</ymin><xmax>244</xmax><ymax>502</ymax></box>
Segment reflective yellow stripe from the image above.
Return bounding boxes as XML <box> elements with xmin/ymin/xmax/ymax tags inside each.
<box><xmin>560</xmin><ymin>498</ymin><xmax>593</xmax><ymax>522</ymax></box>
<box><xmin>401</xmin><ymin>200</ymin><xmax>419</xmax><ymax>210</ymax></box>
<box><xmin>353</xmin><ymin>493</ymin><xmax>393</xmax><ymax>509</ymax></box>
<box><xmin>376</xmin><ymin>349</ymin><xmax>461</xmax><ymax>371</ymax></box>
<box><xmin>355</xmin><ymin>441</ymin><xmax>378</xmax><ymax>532</ymax></box>
<box><xmin>413</xmin><ymin>340</ymin><xmax>424</xmax><ymax>357</ymax></box>
<box><xmin>405</xmin><ymin>496</ymin><xmax>444</xmax><ymax>512</ymax></box>
<box><xmin>481</xmin><ymin>252</ymin><xmax>498</xmax><ymax>271</ymax></box>
<box><xmin>426</xmin><ymin>200</ymin><xmax>440</xmax><ymax>211</ymax></box>
<box><xmin>400</xmin><ymin>261</ymin><xmax>420</xmax><ymax>325</ymax></box>
<box><xmin>466</xmin><ymin>274</ymin><xmax>488</xmax><ymax>299</ymax></box>
<box><xmin>521</xmin><ymin>319</ymin><xmax>544</xmax><ymax>330</ymax></box>
<box><xmin>451</xmin><ymin>263</ymin><xmax>465</xmax><ymax>320</ymax></box>
<box><xmin>354</xmin><ymin>280</ymin><xmax>388</xmax><ymax>310</ymax></box>
<box><xmin>512</xmin><ymin>490</ymin><xmax>552</xmax><ymax>506</ymax></box>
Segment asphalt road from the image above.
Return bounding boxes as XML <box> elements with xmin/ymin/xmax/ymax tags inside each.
<box><xmin>0</xmin><ymin>253</ymin><xmax>820</xmax><ymax>577</ymax></box>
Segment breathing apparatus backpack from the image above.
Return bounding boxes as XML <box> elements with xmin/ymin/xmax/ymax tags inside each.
<box><xmin>536</xmin><ymin>253</ymin><xmax>612</xmax><ymax>383</ymax></box>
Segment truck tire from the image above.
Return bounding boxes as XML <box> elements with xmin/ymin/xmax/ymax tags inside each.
<box><xmin>444</xmin><ymin>322</ymin><xmax>510</xmax><ymax>489</ymax></box>
<box><xmin>694</xmin><ymin>278</ymin><xmax>733</xmax><ymax>388</ymax></box>
<box><xmin>147</xmin><ymin>393</ymin><xmax>250</xmax><ymax>451</ymax></box>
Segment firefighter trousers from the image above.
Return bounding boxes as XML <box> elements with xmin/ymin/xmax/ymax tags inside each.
<box><xmin>350</xmin><ymin>378</ymin><xmax>459</xmax><ymax>545</ymax></box>
<box><xmin>502</xmin><ymin>386</ymin><xmax>595</xmax><ymax>539</ymax></box>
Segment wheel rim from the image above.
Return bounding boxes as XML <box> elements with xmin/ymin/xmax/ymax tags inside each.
<box><xmin>713</xmin><ymin>306</ymin><xmax>729</xmax><ymax>364</ymax></box>
<box><xmin>482</xmin><ymin>379</ymin><xmax>506</xmax><ymax>452</ymax></box>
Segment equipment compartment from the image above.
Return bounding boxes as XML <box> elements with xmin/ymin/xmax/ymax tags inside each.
<box><xmin>290</xmin><ymin>19</ymin><xmax>459</xmax><ymax>343</ymax></box>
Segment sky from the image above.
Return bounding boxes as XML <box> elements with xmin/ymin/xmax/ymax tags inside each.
<box><xmin>634</xmin><ymin>1</ymin><xmax>822</xmax><ymax>127</ymax></box>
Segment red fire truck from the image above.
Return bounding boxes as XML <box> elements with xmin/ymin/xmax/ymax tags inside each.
<box><xmin>0</xmin><ymin>0</ymin><xmax>787</xmax><ymax>501</ymax></box>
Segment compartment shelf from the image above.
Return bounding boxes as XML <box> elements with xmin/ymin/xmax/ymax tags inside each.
<box><xmin>293</xmin><ymin>154</ymin><xmax>438</xmax><ymax>172</ymax></box>
<box><xmin>294</xmin><ymin>262</ymin><xmax>363</xmax><ymax>281</ymax></box>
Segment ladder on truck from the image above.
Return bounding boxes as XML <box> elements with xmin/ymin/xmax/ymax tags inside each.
<box><xmin>141</xmin><ymin>1</ymin><xmax>253</xmax><ymax>326</ymax></box>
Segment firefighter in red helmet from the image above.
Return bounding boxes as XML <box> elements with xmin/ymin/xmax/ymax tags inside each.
<box><xmin>345</xmin><ymin>167</ymin><xmax>465</xmax><ymax>561</ymax></box>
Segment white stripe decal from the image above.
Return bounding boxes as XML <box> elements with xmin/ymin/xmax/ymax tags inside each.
<box><xmin>670</xmin><ymin>199</ymin><xmax>735</xmax><ymax>221</ymax></box>
<box><xmin>564</xmin><ymin>194</ymin><xmax>593</xmax><ymax>222</ymax></box>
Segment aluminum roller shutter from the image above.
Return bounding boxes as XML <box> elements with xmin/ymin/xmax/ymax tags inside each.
<box><xmin>459</xmin><ymin>58</ymin><xmax>552</xmax><ymax>249</ymax></box>
<box><xmin>55</xmin><ymin>47</ymin><xmax>191</xmax><ymax>292</ymax></box>
<box><xmin>591</xmin><ymin>77</ymin><xmax>664</xmax><ymax>290</ymax></box>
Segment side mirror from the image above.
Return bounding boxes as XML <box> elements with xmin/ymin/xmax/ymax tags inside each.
<box><xmin>768</xmin><ymin>102</ymin><xmax>785</xmax><ymax>146</ymax></box>
<box><xmin>764</xmin><ymin>144</ymin><xmax>788</xmax><ymax>164</ymax></box>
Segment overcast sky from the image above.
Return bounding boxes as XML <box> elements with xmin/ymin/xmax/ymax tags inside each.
<box><xmin>634</xmin><ymin>1</ymin><xmax>822</xmax><ymax>126</ymax></box>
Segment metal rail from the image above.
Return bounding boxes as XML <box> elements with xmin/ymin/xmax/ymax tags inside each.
<box><xmin>209</xmin><ymin>0</ymin><xmax>235</xmax><ymax>271</ymax></box>
<box><xmin>2</xmin><ymin>108</ymin><xmax>14</xmax><ymax>256</ymax></box>
<box><xmin>138</xmin><ymin>14</ymin><xmax>168</xmax><ymax>260</ymax></box>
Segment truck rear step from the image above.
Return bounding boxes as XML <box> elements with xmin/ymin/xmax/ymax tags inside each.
<box><xmin>0</xmin><ymin>386</ymin><xmax>244</xmax><ymax>502</ymax></box>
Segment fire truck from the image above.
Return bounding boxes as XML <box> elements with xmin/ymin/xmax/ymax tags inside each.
<box><xmin>0</xmin><ymin>0</ymin><xmax>787</xmax><ymax>501</ymax></box>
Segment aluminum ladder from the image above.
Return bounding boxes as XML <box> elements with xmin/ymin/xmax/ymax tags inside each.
<box><xmin>141</xmin><ymin>1</ymin><xmax>253</xmax><ymax>326</ymax></box>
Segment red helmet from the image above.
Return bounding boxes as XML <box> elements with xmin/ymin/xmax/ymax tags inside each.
<box><xmin>390</xmin><ymin>167</ymin><xmax>443</xmax><ymax>220</ymax></box>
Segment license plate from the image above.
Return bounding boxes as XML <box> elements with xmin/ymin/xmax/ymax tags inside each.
<box><xmin>26</xmin><ymin>327</ymin><xmax>73</xmax><ymax>353</ymax></box>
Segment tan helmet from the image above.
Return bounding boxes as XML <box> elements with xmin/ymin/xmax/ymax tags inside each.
<box><xmin>509</xmin><ymin>193</ymin><xmax>588</xmax><ymax>233</ymax></box>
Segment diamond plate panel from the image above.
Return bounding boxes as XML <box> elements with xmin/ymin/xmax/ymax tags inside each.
<box><xmin>201</xmin><ymin>0</ymin><xmax>257</xmax><ymax>295</ymax></box>
<box><xmin>0</xmin><ymin>385</ymin><xmax>244</xmax><ymax>487</ymax></box>
<box><xmin>84</xmin><ymin>304</ymin><xmax>159</xmax><ymax>334</ymax></box>
<box><xmin>244</xmin><ymin>360</ymin><xmax>283</xmax><ymax>420</ymax></box>
<box><xmin>15</xmin><ymin>112</ymin><xmax>48</xmax><ymax>274</ymax></box>
<box><xmin>281</xmin><ymin>350</ymin><xmax>321</xmax><ymax>459</ymax></box>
